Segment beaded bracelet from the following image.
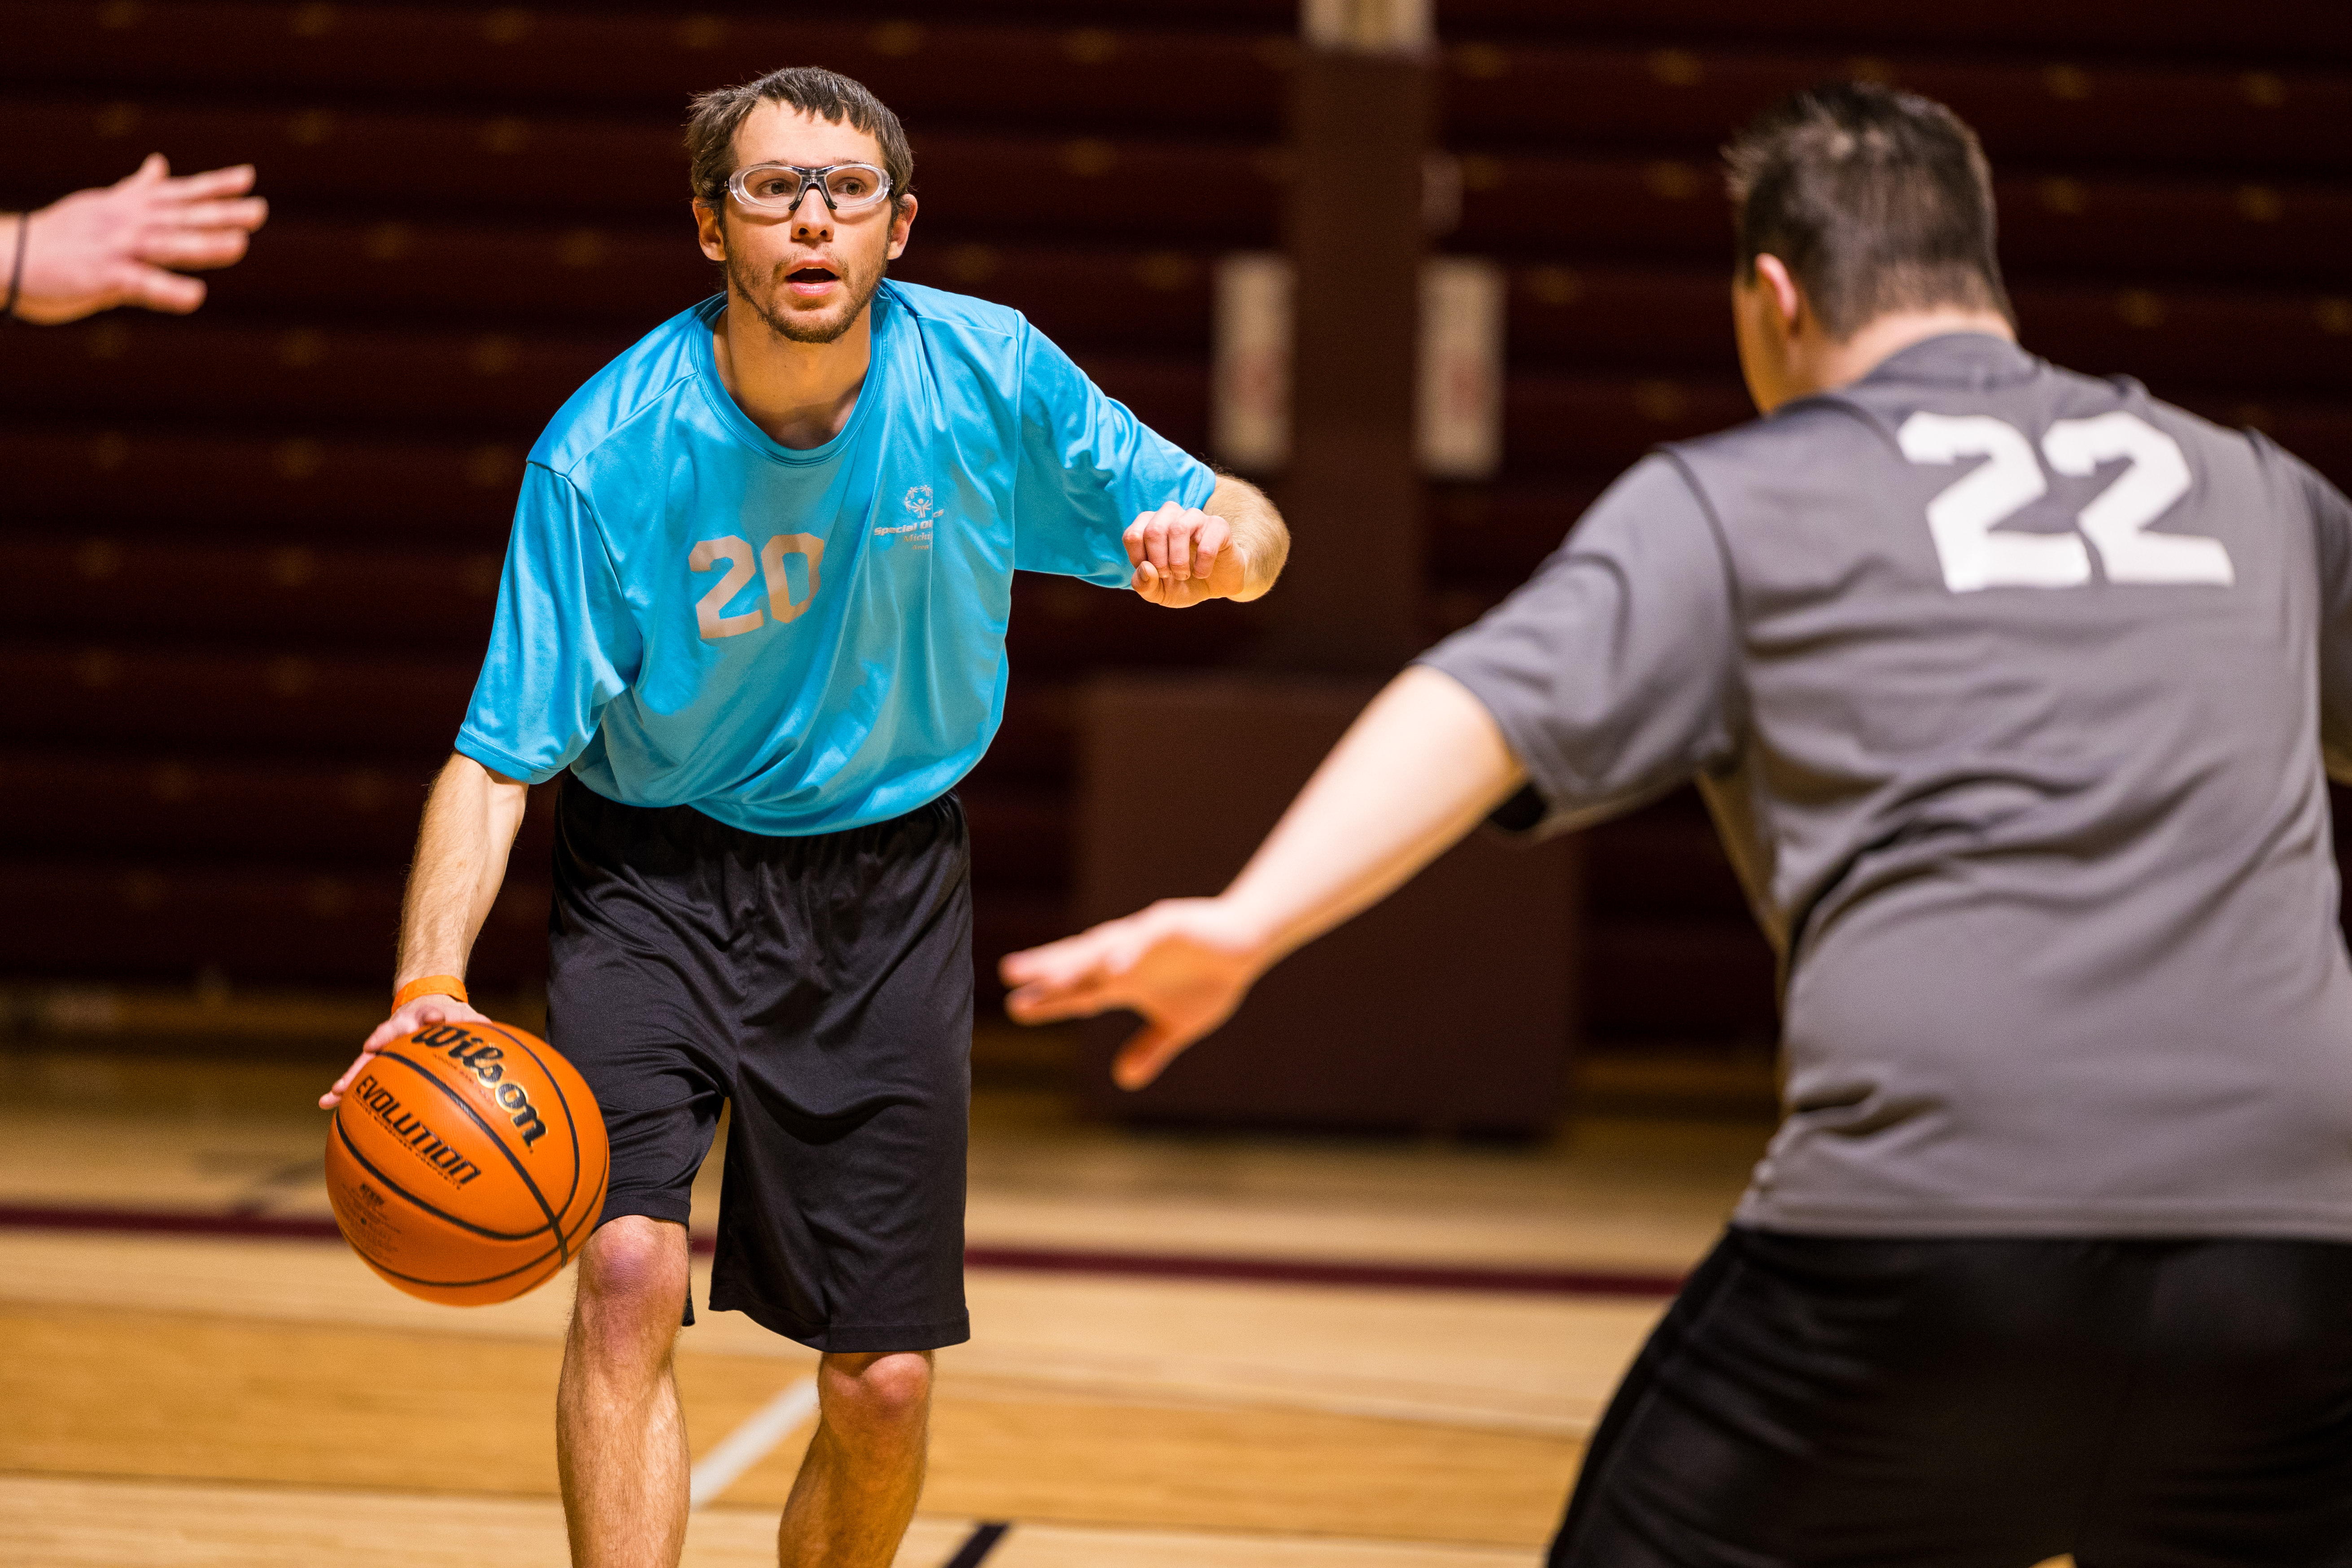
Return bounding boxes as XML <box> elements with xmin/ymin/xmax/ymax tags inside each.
<box><xmin>2</xmin><ymin>214</ymin><xmax>26</xmax><ymax>321</ymax></box>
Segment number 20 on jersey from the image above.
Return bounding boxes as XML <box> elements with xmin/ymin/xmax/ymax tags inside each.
<box><xmin>689</xmin><ymin>534</ymin><xmax>824</xmax><ymax>642</ymax></box>
<box><xmin>1899</xmin><ymin>410</ymin><xmax>2233</xmax><ymax>594</ymax></box>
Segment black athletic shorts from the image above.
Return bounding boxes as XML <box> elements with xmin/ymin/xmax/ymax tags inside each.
<box><xmin>545</xmin><ymin>779</ymin><xmax>973</xmax><ymax>1354</ymax></box>
<box><xmin>1553</xmin><ymin>1227</ymin><xmax>2352</xmax><ymax>1568</ymax></box>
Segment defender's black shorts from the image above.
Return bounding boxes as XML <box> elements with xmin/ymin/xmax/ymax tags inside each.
<box><xmin>1554</xmin><ymin>1227</ymin><xmax>2352</xmax><ymax>1568</ymax></box>
<box><xmin>547</xmin><ymin>780</ymin><xmax>973</xmax><ymax>1354</ymax></box>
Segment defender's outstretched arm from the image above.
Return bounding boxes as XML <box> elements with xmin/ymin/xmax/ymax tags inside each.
<box><xmin>320</xmin><ymin>753</ymin><xmax>530</xmax><ymax>1107</ymax></box>
<box><xmin>1000</xmin><ymin>666</ymin><xmax>1524</xmax><ymax>1088</ymax></box>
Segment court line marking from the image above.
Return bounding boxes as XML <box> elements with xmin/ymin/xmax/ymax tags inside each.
<box><xmin>0</xmin><ymin>1205</ymin><xmax>1685</xmax><ymax>1297</ymax></box>
<box><xmin>944</xmin><ymin>1358</ymin><xmax>1601</xmax><ymax>1437</ymax></box>
<box><xmin>943</xmin><ymin>1520</ymin><xmax>1012</xmax><ymax>1566</ymax></box>
<box><xmin>687</xmin><ymin>1374</ymin><xmax>819</xmax><ymax>1510</ymax></box>
<box><xmin>962</xmin><ymin>1243</ymin><xmax>1683</xmax><ymax>1297</ymax></box>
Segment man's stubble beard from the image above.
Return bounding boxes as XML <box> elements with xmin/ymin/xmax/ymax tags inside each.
<box><xmin>727</xmin><ymin>245</ymin><xmax>886</xmax><ymax>346</ymax></box>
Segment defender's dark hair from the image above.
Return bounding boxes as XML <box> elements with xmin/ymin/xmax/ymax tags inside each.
<box><xmin>685</xmin><ymin>66</ymin><xmax>915</xmax><ymax>219</ymax></box>
<box><xmin>1724</xmin><ymin>82</ymin><xmax>2013</xmax><ymax>340</ymax></box>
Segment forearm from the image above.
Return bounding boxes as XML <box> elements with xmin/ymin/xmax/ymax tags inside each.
<box><xmin>1220</xmin><ymin>666</ymin><xmax>1527</xmax><ymax>965</ymax></box>
<box><xmin>393</xmin><ymin>752</ymin><xmax>530</xmax><ymax>990</ymax></box>
<box><xmin>1204</xmin><ymin>474</ymin><xmax>1289</xmax><ymax>601</ymax></box>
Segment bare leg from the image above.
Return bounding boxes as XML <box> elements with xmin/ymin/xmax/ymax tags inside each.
<box><xmin>776</xmin><ymin>1350</ymin><xmax>934</xmax><ymax>1568</ymax></box>
<box><xmin>559</xmin><ymin>1215</ymin><xmax>693</xmax><ymax>1568</ymax></box>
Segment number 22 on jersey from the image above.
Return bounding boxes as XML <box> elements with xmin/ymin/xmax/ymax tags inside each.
<box><xmin>1898</xmin><ymin>410</ymin><xmax>2233</xmax><ymax>594</ymax></box>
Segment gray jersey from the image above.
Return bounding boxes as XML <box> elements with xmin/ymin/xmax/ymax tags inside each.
<box><xmin>1424</xmin><ymin>332</ymin><xmax>2352</xmax><ymax>1239</ymax></box>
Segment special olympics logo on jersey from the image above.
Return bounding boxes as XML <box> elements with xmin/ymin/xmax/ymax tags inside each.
<box><xmin>878</xmin><ymin>485</ymin><xmax>939</xmax><ymax>551</ymax></box>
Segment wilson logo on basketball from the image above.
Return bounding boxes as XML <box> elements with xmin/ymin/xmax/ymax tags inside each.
<box><xmin>352</xmin><ymin>1072</ymin><xmax>485</xmax><ymax>1187</ymax></box>
<box><xmin>414</xmin><ymin>1024</ymin><xmax>550</xmax><ymax>1148</ymax></box>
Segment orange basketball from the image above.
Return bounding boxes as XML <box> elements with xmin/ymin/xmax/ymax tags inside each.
<box><xmin>325</xmin><ymin>1019</ymin><xmax>609</xmax><ymax>1306</ymax></box>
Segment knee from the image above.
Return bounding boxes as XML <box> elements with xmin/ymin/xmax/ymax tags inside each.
<box><xmin>574</xmin><ymin>1216</ymin><xmax>688</xmax><ymax>1340</ymax></box>
<box><xmin>820</xmin><ymin>1351</ymin><xmax>933</xmax><ymax>1446</ymax></box>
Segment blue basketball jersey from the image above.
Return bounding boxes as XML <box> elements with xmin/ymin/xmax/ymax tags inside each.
<box><xmin>456</xmin><ymin>282</ymin><xmax>1215</xmax><ymax>835</ymax></box>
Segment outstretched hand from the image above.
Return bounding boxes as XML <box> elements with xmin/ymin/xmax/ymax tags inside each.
<box><xmin>1125</xmin><ymin>502</ymin><xmax>1247</xmax><ymax>608</ymax></box>
<box><xmin>1000</xmin><ymin>898</ymin><xmax>1269</xmax><ymax>1089</ymax></box>
<box><xmin>12</xmin><ymin>154</ymin><xmax>268</xmax><ymax>324</ymax></box>
<box><xmin>319</xmin><ymin>994</ymin><xmax>492</xmax><ymax>1109</ymax></box>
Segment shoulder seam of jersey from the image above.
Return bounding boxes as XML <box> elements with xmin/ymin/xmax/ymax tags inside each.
<box><xmin>886</xmin><ymin>278</ymin><xmax>1026</xmax><ymax>341</ymax></box>
<box><xmin>1009</xmin><ymin>312</ymin><xmax>1034</xmax><ymax>530</ymax></box>
<box><xmin>538</xmin><ymin>361</ymin><xmax>703</xmax><ymax>483</ymax></box>
<box><xmin>524</xmin><ymin>459</ymin><xmax>629</xmax><ymax>598</ymax></box>
<box><xmin>1649</xmin><ymin>447</ymin><xmax>1754</xmax><ymax>762</ymax></box>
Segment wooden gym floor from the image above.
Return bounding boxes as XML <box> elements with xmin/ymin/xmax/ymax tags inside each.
<box><xmin>0</xmin><ymin>1027</ymin><xmax>1893</xmax><ymax>1567</ymax></box>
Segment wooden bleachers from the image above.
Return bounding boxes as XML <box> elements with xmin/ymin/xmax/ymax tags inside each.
<box><xmin>1445</xmin><ymin>0</ymin><xmax>2344</xmax><ymax>58</ymax></box>
<box><xmin>7</xmin><ymin>6</ymin><xmax>1296</xmax><ymax>134</ymax></box>
<box><xmin>2</xmin><ymin>0</ymin><xmax>2347</xmax><ymax>1056</ymax></box>
<box><xmin>1446</xmin><ymin>45</ymin><xmax>2352</xmax><ymax>175</ymax></box>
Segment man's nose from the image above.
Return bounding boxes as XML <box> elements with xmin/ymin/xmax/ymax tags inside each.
<box><xmin>788</xmin><ymin>189</ymin><xmax>834</xmax><ymax>240</ymax></box>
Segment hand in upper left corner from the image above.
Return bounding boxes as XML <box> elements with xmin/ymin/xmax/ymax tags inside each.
<box><xmin>1125</xmin><ymin>501</ymin><xmax>1248</xmax><ymax>608</ymax></box>
<box><xmin>9</xmin><ymin>155</ymin><xmax>268</xmax><ymax>325</ymax></box>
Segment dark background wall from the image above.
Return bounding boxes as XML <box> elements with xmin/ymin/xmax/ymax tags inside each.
<box><xmin>3</xmin><ymin>0</ymin><xmax>2347</xmax><ymax>1061</ymax></box>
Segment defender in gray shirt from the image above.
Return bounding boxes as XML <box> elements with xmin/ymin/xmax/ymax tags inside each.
<box><xmin>1467</xmin><ymin>336</ymin><xmax>2352</xmax><ymax>1244</ymax></box>
<box><xmin>1005</xmin><ymin>83</ymin><xmax>2352</xmax><ymax>1568</ymax></box>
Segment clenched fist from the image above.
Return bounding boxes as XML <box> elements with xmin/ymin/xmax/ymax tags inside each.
<box><xmin>1125</xmin><ymin>501</ymin><xmax>1249</xmax><ymax>607</ymax></box>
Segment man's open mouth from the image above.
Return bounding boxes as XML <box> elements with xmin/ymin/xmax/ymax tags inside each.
<box><xmin>787</xmin><ymin>265</ymin><xmax>838</xmax><ymax>286</ymax></box>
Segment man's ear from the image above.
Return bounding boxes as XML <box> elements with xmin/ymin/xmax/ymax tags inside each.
<box><xmin>884</xmin><ymin>194</ymin><xmax>918</xmax><ymax>262</ymax></box>
<box><xmin>1751</xmin><ymin>253</ymin><xmax>1804</xmax><ymax>333</ymax></box>
<box><xmin>694</xmin><ymin>200</ymin><xmax>726</xmax><ymax>263</ymax></box>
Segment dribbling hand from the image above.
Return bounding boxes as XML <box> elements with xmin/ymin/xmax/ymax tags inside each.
<box><xmin>320</xmin><ymin>993</ymin><xmax>493</xmax><ymax>1110</ymax></box>
<box><xmin>1125</xmin><ymin>502</ymin><xmax>1247</xmax><ymax>608</ymax></box>
<box><xmin>1000</xmin><ymin>898</ymin><xmax>1267</xmax><ymax>1088</ymax></box>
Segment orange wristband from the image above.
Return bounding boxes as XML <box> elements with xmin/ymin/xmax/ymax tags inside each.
<box><xmin>393</xmin><ymin>974</ymin><xmax>468</xmax><ymax>1010</ymax></box>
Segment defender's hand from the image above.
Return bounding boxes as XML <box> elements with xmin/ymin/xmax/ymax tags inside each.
<box><xmin>1126</xmin><ymin>502</ymin><xmax>1247</xmax><ymax>608</ymax></box>
<box><xmin>320</xmin><ymin>994</ymin><xmax>493</xmax><ymax>1109</ymax></box>
<box><xmin>13</xmin><ymin>155</ymin><xmax>268</xmax><ymax>325</ymax></box>
<box><xmin>1001</xmin><ymin>898</ymin><xmax>1267</xmax><ymax>1089</ymax></box>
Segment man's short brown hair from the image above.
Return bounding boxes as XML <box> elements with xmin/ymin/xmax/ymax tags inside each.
<box><xmin>685</xmin><ymin>66</ymin><xmax>915</xmax><ymax>218</ymax></box>
<box><xmin>1725</xmin><ymin>82</ymin><xmax>2014</xmax><ymax>341</ymax></box>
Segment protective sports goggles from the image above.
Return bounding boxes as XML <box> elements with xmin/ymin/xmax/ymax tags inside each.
<box><xmin>725</xmin><ymin>162</ymin><xmax>894</xmax><ymax>215</ymax></box>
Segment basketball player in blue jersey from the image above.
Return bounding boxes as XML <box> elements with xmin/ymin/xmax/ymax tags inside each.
<box><xmin>319</xmin><ymin>66</ymin><xmax>1287</xmax><ymax>1568</ymax></box>
<box><xmin>1011</xmin><ymin>84</ymin><xmax>2352</xmax><ymax>1566</ymax></box>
